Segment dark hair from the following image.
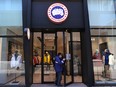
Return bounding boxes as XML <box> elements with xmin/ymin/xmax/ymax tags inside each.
<box><xmin>58</xmin><ymin>53</ymin><xmax>62</xmax><ymax>56</ymax></box>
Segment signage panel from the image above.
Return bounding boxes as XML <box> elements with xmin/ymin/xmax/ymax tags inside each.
<box><xmin>32</xmin><ymin>1</ymin><xmax>84</xmax><ymax>31</ymax></box>
<box><xmin>47</xmin><ymin>3</ymin><xmax>68</xmax><ymax>24</ymax></box>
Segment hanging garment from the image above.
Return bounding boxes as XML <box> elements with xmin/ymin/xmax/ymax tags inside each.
<box><xmin>44</xmin><ymin>53</ymin><xmax>51</xmax><ymax>64</ymax></box>
<box><xmin>93</xmin><ymin>53</ymin><xmax>101</xmax><ymax>59</ymax></box>
<box><xmin>109</xmin><ymin>54</ymin><xmax>115</xmax><ymax>65</ymax></box>
<box><xmin>33</xmin><ymin>56</ymin><xmax>39</xmax><ymax>65</ymax></box>
<box><xmin>37</xmin><ymin>56</ymin><xmax>41</xmax><ymax>64</ymax></box>
<box><xmin>10</xmin><ymin>54</ymin><xmax>22</xmax><ymax>68</ymax></box>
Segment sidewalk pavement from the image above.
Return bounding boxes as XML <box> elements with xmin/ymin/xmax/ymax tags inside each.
<box><xmin>31</xmin><ymin>83</ymin><xmax>116</xmax><ymax>87</ymax></box>
<box><xmin>31</xmin><ymin>83</ymin><xmax>87</xmax><ymax>87</ymax></box>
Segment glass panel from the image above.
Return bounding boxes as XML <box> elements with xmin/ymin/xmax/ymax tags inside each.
<box><xmin>65</xmin><ymin>32</ymin><xmax>72</xmax><ymax>83</ymax></box>
<box><xmin>57</xmin><ymin>32</ymin><xmax>64</xmax><ymax>85</ymax></box>
<box><xmin>0</xmin><ymin>0</ymin><xmax>23</xmax><ymax>35</ymax></box>
<box><xmin>92</xmin><ymin>37</ymin><xmax>116</xmax><ymax>84</ymax></box>
<box><xmin>0</xmin><ymin>37</ymin><xmax>25</xmax><ymax>85</ymax></box>
<box><xmin>91</xmin><ymin>29</ymin><xmax>116</xmax><ymax>35</ymax></box>
<box><xmin>72</xmin><ymin>32</ymin><xmax>82</xmax><ymax>83</ymax></box>
<box><xmin>87</xmin><ymin>0</ymin><xmax>116</xmax><ymax>28</ymax></box>
<box><xmin>43</xmin><ymin>33</ymin><xmax>55</xmax><ymax>82</ymax></box>
<box><xmin>33</xmin><ymin>32</ymin><xmax>42</xmax><ymax>83</ymax></box>
<box><xmin>91</xmin><ymin>29</ymin><xmax>100</xmax><ymax>35</ymax></box>
<box><xmin>57</xmin><ymin>32</ymin><xmax>63</xmax><ymax>54</ymax></box>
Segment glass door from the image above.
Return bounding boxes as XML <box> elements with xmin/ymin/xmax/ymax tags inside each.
<box><xmin>53</xmin><ymin>31</ymin><xmax>73</xmax><ymax>86</ymax></box>
<box><xmin>40</xmin><ymin>31</ymin><xmax>74</xmax><ymax>85</ymax></box>
<box><xmin>71</xmin><ymin>32</ymin><xmax>82</xmax><ymax>83</ymax></box>
<box><xmin>33</xmin><ymin>32</ymin><xmax>42</xmax><ymax>83</ymax></box>
<box><xmin>63</xmin><ymin>31</ymin><xmax>73</xmax><ymax>85</ymax></box>
<box><xmin>42</xmin><ymin>33</ymin><xmax>56</xmax><ymax>83</ymax></box>
<box><xmin>32</xmin><ymin>31</ymin><xmax>75</xmax><ymax>85</ymax></box>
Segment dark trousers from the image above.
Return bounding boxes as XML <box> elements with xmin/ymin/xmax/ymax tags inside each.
<box><xmin>55</xmin><ymin>72</ymin><xmax>62</xmax><ymax>85</ymax></box>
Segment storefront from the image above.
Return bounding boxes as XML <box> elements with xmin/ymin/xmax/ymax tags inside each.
<box><xmin>23</xmin><ymin>0</ymin><xmax>94</xmax><ymax>87</ymax></box>
<box><xmin>0</xmin><ymin>0</ymin><xmax>116</xmax><ymax>87</ymax></box>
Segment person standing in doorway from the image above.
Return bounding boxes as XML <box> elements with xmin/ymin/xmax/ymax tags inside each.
<box><xmin>54</xmin><ymin>53</ymin><xmax>65</xmax><ymax>86</ymax></box>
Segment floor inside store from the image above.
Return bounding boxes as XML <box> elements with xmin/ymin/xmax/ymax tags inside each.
<box><xmin>6</xmin><ymin>64</ymin><xmax>116</xmax><ymax>86</ymax></box>
<box><xmin>31</xmin><ymin>83</ymin><xmax>87</xmax><ymax>87</ymax></box>
<box><xmin>6</xmin><ymin>73</ymin><xmax>82</xmax><ymax>85</ymax></box>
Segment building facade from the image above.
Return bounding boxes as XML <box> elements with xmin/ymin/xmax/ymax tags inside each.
<box><xmin>0</xmin><ymin>0</ymin><xmax>116</xmax><ymax>87</ymax></box>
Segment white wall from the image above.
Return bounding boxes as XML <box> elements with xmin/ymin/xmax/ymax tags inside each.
<box><xmin>0</xmin><ymin>0</ymin><xmax>22</xmax><ymax>26</ymax></box>
<box><xmin>107</xmin><ymin>37</ymin><xmax>116</xmax><ymax>58</ymax></box>
<box><xmin>88</xmin><ymin>0</ymin><xmax>116</xmax><ymax>27</ymax></box>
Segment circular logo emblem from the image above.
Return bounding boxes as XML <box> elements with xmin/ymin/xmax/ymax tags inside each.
<box><xmin>47</xmin><ymin>3</ymin><xmax>68</xmax><ymax>24</ymax></box>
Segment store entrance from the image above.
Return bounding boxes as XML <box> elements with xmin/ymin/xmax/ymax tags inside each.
<box><xmin>32</xmin><ymin>31</ymin><xmax>82</xmax><ymax>85</ymax></box>
<box><xmin>23</xmin><ymin>0</ymin><xmax>94</xmax><ymax>86</ymax></box>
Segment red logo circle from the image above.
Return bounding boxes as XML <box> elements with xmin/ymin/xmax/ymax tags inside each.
<box><xmin>47</xmin><ymin>3</ymin><xmax>68</xmax><ymax>24</ymax></box>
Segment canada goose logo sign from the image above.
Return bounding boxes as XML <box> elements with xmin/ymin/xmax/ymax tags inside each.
<box><xmin>47</xmin><ymin>3</ymin><xmax>68</xmax><ymax>24</ymax></box>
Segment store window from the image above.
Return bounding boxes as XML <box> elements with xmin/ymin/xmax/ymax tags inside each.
<box><xmin>88</xmin><ymin>0</ymin><xmax>116</xmax><ymax>84</ymax></box>
<box><xmin>0</xmin><ymin>37</ymin><xmax>25</xmax><ymax>85</ymax></box>
<box><xmin>91</xmin><ymin>29</ymin><xmax>116</xmax><ymax>84</ymax></box>
<box><xmin>0</xmin><ymin>0</ymin><xmax>24</xmax><ymax>86</ymax></box>
<box><xmin>91</xmin><ymin>29</ymin><xmax>116</xmax><ymax>36</ymax></box>
<box><xmin>0</xmin><ymin>0</ymin><xmax>23</xmax><ymax>35</ymax></box>
<box><xmin>72</xmin><ymin>32</ymin><xmax>82</xmax><ymax>83</ymax></box>
<box><xmin>87</xmin><ymin>0</ymin><xmax>116</xmax><ymax>28</ymax></box>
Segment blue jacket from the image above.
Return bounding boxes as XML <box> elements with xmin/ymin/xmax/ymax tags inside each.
<box><xmin>104</xmin><ymin>53</ymin><xmax>110</xmax><ymax>65</ymax></box>
<box><xmin>54</xmin><ymin>56</ymin><xmax>64</xmax><ymax>72</ymax></box>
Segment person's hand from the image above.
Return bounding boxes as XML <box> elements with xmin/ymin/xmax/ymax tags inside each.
<box><xmin>63</xmin><ymin>58</ymin><xmax>65</xmax><ymax>61</ymax></box>
<box><xmin>55</xmin><ymin>61</ymin><xmax>58</xmax><ymax>63</ymax></box>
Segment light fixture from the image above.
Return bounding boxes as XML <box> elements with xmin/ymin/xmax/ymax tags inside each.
<box><xmin>24</xmin><ymin>28</ymin><xmax>30</xmax><ymax>40</ymax></box>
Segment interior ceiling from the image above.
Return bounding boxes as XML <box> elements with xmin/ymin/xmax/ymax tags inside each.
<box><xmin>33</xmin><ymin>32</ymin><xmax>80</xmax><ymax>47</ymax></box>
<box><xmin>91</xmin><ymin>29</ymin><xmax>116</xmax><ymax>35</ymax></box>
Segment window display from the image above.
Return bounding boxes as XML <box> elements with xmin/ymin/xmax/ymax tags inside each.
<box><xmin>0</xmin><ymin>37</ymin><xmax>25</xmax><ymax>85</ymax></box>
<box><xmin>8</xmin><ymin>41</ymin><xmax>23</xmax><ymax>61</ymax></box>
<box><xmin>10</xmin><ymin>50</ymin><xmax>22</xmax><ymax>69</ymax></box>
<box><xmin>69</xmin><ymin>41</ymin><xmax>81</xmax><ymax>75</ymax></box>
<box><xmin>91</xmin><ymin>36</ymin><xmax>116</xmax><ymax>84</ymax></box>
<box><xmin>92</xmin><ymin>49</ymin><xmax>101</xmax><ymax>59</ymax></box>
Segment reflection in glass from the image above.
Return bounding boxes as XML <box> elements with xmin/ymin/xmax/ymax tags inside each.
<box><xmin>92</xmin><ymin>36</ymin><xmax>116</xmax><ymax>84</ymax></box>
<box><xmin>0</xmin><ymin>37</ymin><xmax>25</xmax><ymax>85</ymax></box>
<box><xmin>0</xmin><ymin>0</ymin><xmax>23</xmax><ymax>35</ymax></box>
<box><xmin>33</xmin><ymin>32</ymin><xmax>42</xmax><ymax>83</ymax></box>
<box><xmin>43</xmin><ymin>33</ymin><xmax>56</xmax><ymax>82</ymax></box>
<box><xmin>72</xmin><ymin>32</ymin><xmax>82</xmax><ymax>83</ymax></box>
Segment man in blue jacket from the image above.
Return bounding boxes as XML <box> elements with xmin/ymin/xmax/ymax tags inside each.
<box><xmin>54</xmin><ymin>53</ymin><xmax>65</xmax><ymax>86</ymax></box>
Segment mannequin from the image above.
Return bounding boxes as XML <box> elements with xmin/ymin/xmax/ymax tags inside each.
<box><xmin>10</xmin><ymin>50</ymin><xmax>22</xmax><ymax>69</ymax></box>
<box><xmin>10</xmin><ymin>50</ymin><xmax>22</xmax><ymax>84</ymax></box>
<box><xmin>93</xmin><ymin>49</ymin><xmax>101</xmax><ymax>59</ymax></box>
<box><xmin>44</xmin><ymin>51</ymin><xmax>51</xmax><ymax>71</ymax></box>
<box><xmin>44</xmin><ymin>51</ymin><xmax>51</xmax><ymax>64</ymax></box>
<box><xmin>109</xmin><ymin>53</ymin><xmax>115</xmax><ymax>70</ymax></box>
